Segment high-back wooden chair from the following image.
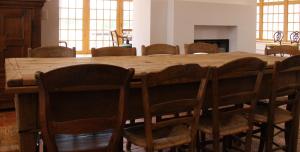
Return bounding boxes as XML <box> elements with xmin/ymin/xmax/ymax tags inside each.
<box><xmin>141</xmin><ymin>44</ymin><xmax>180</xmax><ymax>56</ymax></box>
<box><xmin>124</xmin><ymin>64</ymin><xmax>210</xmax><ymax>151</ymax></box>
<box><xmin>35</xmin><ymin>64</ymin><xmax>134</xmax><ymax>152</ymax></box>
<box><xmin>111</xmin><ymin>30</ymin><xmax>129</xmax><ymax>47</ymax></box>
<box><xmin>254</xmin><ymin>55</ymin><xmax>300</xmax><ymax>152</ymax></box>
<box><xmin>28</xmin><ymin>46</ymin><xmax>76</xmax><ymax>58</ymax></box>
<box><xmin>199</xmin><ymin>57</ymin><xmax>266</xmax><ymax>152</ymax></box>
<box><xmin>184</xmin><ymin>42</ymin><xmax>220</xmax><ymax>54</ymax></box>
<box><xmin>91</xmin><ymin>47</ymin><xmax>136</xmax><ymax>57</ymax></box>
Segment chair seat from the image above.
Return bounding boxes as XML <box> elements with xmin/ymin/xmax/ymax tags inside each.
<box><xmin>253</xmin><ymin>105</ymin><xmax>293</xmax><ymax>124</ymax></box>
<box><xmin>199</xmin><ymin>113</ymin><xmax>249</xmax><ymax>136</ymax></box>
<box><xmin>124</xmin><ymin>124</ymin><xmax>191</xmax><ymax>150</ymax></box>
<box><xmin>56</xmin><ymin>132</ymin><xmax>112</xmax><ymax>152</ymax></box>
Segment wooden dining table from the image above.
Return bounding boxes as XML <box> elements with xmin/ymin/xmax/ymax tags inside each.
<box><xmin>5</xmin><ymin>52</ymin><xmax>287</xmax><ymax>152</ymax></box>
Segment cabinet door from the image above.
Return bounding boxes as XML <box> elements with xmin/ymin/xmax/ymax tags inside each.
<box><xmin>0</xmin><ymin>9</ymin><xmax>31</xmax><ymax>58</ymax></box>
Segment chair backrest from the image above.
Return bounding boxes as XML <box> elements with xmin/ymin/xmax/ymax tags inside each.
<box><xmin>290</xmin><ymin>31</ymin><xmax>300</xmax><ymax>44</ymax></box>
<box><xmin>184</xmin><ymin>42</ymin><xmax>220</xmax><ymax>54</ymax></box>
<box><xmin>271</xmin><ymin>55</ymin><xmax>300</xmax><ymax>103</ymax></box>
<box><xmin>91</xmin><ymin>47</ymin><xmax>136</xmax><ymax>57</ymax></box>
<box><xmin>111</xmin><ymin>30</ymin><xmax>119</xmax><ymax>47</ymax></box>
<box><xmin>265</xmin><ymin>45</ymin><xmax>299</xmax><ymax>57</ymax></box>
<box><xmin>209</xmin><ymin>57</ymin><xmax>266</xmax><ymax>133</ymax></box>
<box><xmin>266</xmin><ymin>55</ymin><xmax>300</xmax><ymax>127</ymax></box>
<box><xmin>28</xmin><ymin>46</ymin><xmax>76</xmax><ymax>58</ymax></box>
<box><xmin>35</xmin><ymin>64</ymin><xmax>134</xmax><ymax>152</ymax></box>
<box><xmin>141</xmin><ymin>44</ymin><xmax>180</xmax><ymax>56</ymax></box>
<box><xmin>58</xmin><ymin>41</ymin><xmax>68</xmax><ymax>47</ymax></box>
<box><xmin>274</xmin><ymin>31</ymin><xmax>284</xmax><ymax>45</ymax></box>
<box><xmin>141</xmin><ymin>64</ymin><xmax>210</xmax><ymax>146</ymax></box>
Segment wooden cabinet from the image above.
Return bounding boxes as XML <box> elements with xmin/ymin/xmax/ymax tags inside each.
<box><xmin>0</xmin><ymin>0</ymin><xmax>45</xmax><ymax>109</ymax></box>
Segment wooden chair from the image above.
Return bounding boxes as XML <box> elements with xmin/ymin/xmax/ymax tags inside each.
<box><xmin>124</xmin><ymin>64</ymin><xmax>210</xmax><ymax>151</ymax></box>
<box><xmin>199</xmin><ymin>57</ymin><xmax>266</xmax><ymax>151</ymax></box>
<box><xmin>35</xmin><ymin>64</ymin><xmax>134</xmax><ymax>152</ymax></box>
<box><xmin>141</xmin><ymin>44</ymin><xmax>180</xmax><ymax>56</ymax></box>
<box><xmin>91</xmin><ymin>47</ymin><xmax>136</xmax><ymax>57</ymax></box>
<box><xmin>274</xmin><ymin>31</ymin><xmax>284</xmax><ymax>45</ymax></box>
<box><xmin>111</xmin><ymin>30</ymin><xmax>129</xmax><ymax>47</ymax></box>
<box><xmin>254</xmin><ymin>55</ymin><xmax>300</xmax><ymax>152</ymax></box>
<box><xmin>290</xmin><ymin>31</ymin><xmax>300</xmax><ymax>45</ymax></box>
<box><xmin>28</xmin><ymin>46</ymin><xmax>76</xmax><ymax>58</ymax></box>
<box><xmin>184</xmin><ymin>42</ymin><xmax>220</xmax><ymax>54</ymax></box>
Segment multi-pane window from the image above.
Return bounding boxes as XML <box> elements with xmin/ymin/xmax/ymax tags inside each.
<box><xmin>89</xmin><ymin>0</ymin><xmax>117</xmax><ymax>49</ymax></box>
<box><xmin>257</xmin><ymin>6</ymin><xmax>260</xmax><ymax>39</ymax></box>
<box><xmin>123</xmin><ymin>0</ymin><xmax>133</xmax><ymax>30</ymax></box>
<box><xmin>59</xmin><ymin>0</ymin><xmax>83</xmax><ymax>51</ymax></box>
<box><xmin>59</xmin><ymin>0</ymin><xmax>133</xmax><ymax>53</ymax></box>
<box><xmin>288</xmin><ymin>3</ymin><xmax>300</xmax><ymax>36</ymax></box>
<box><xmin>257</xmin><ymin>0</ymin><xmax>300</xmax><ymax>41</ymax></box>
<box><xmin>262</xmin><ymin>4</ymin><xmax>284</xmax><ymax>39</ymax></box>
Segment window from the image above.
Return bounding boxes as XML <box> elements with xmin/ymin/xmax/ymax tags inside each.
<box><xmin>59</xmin><ymin>0</ymin><xmax>134</xmax><ymax>54</ymax></box>
<box><xmin>257</xmin><ymin>0</ymin><xmax>300</xmax><ymax>41</ymax></box>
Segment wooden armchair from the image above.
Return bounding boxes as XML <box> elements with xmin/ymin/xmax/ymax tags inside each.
<box><xmin>184</xmin><ymin>42</ymin><xmax>220</xmax><ymax>54</ymax></box>
<box><xmin>199</xmin><ymin>57</ymin><xmax>266</xmax><ymax>151</ymax></box>
<box><xmin>141</xmin><ymin>44</ymin><xmax>180</xmax><ymax>56</ymax></box>
<box><xmin>124</xmin><ymin>64</ymin><xmax>210</xmax><ymax>151</ymax></box>
<box><xmin>111</xmin><ymin>30</ymin><xmax>130</xmax><ymax>47</ymax></box>
<box><xmin>35</xmin><ymin>64</ymin><xmax>134</xmax><ymax>152</ymax></box>
<box><xmin>91</xmin><ymin>47</ymin><xmax>136</xmax><ymax>57</ymax></box>
<box><xmin>28</xmin><ymin>46</ymin><xmax>76</xmax><ymax>58</ymax></box>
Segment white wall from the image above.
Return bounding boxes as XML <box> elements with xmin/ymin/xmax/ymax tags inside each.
<box><xmin>172</xmin><ymin>0</ymin><xmax>256</xmax><ymax>53</ymax></box>
<box><xmin>132</xmin><ymin>0</ymin><xmax>151</xmax><ymax>55</ymax></box>
<box><xmin>41</xmin><ymin>0</ymin><xmax>59</xmax><ymax>46</ymax></box>
<box><xmin>150</xmin><ymin>0</ymin><xmax>168</xmax><ymax>44</ymax></box>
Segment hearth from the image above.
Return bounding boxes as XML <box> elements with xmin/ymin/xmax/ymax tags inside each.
<box><xmin>194</xmin><ymin>39</ymin><xmax>229</xmax><ymax>52</ymax></box>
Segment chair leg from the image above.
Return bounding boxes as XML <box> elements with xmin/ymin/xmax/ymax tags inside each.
<box><xmin>258</xmin><ymin>124</ymin><xmax>266</xmax><ymax>152</ymax></box>
<box><xmin>222</xmin><ymin>136</ymin><xmax>229</xmax><ymax>152</ymax></box>
<box><xmin>199</xmin><ymin>132</ymin><xmax>206</xmax><ymax>152</ymax></box>
<box><xmin>265</xmin><ymin>122</ymin><xmax>274</xmax><ymax>152</ymax></box>
<box><xmin>245</xmin><ymin>130</ymin><xmax>252</xmax><ymax>152</ymax></box>
<box><xmin>196</xmin><ymin>131</ymin><xmax>200</xmax><ymax>152</ymax></box>
<box><xmin>213</xmin><ymin>134</ymin><xmax>220</xmax><ymax>152</ymax></box>
<box><xmin>145</xmin><ymin>147</ymin><xmax>154</xmax><ymax>152</ymax></box>
<box><xmin>190</xmin><ymin>137</ymin><xmax>197</xmax><ymax>152</ymax></box>
<box><xmin>126</xmin><ymin>119</ymin><xmax>135</xmax><ymax>151</ymax></box>
<box><xmin>288</xmin><ymin>116</ymin><xmax>299</xmax><ymax>152</ymax></box>
<box><xmin>284</xmin><ymin>120</ymin><xmax>292</xmax><ymax>152</ymax></box>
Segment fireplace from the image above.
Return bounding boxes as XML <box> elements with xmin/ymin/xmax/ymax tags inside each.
<box><xmin>194</xmin><ymin>39</ymin><xmax>229</xmax><ymax>52</ymax></box>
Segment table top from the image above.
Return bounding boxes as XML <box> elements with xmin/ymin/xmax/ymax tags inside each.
<box><xmin>5</xmin><ymin>52</ymin><xmax>283</xmax><ymax>92</ymax></box>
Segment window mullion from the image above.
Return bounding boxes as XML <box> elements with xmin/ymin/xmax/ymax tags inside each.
<box><xmin>283</xmin><ymin>0</ymin><xmax>289</xmax><ymax>42</ymax></box>
<box><xmin>82</xmin><ymin>0</ymin><xmax>90</xmax><ymax>54</ymax></box>
<box><xmin>259</xmin><ymin>0</ymin><xmax>264</xmax><ymax>40</ymax></box>
<box><xmin>117</xmin><ymin>0</ymin><xmax>124</xmax><ymax>45</ymax></box>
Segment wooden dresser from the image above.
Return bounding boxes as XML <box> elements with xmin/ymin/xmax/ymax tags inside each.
<box><xmin>0</xmin><ymin>0</ymin><xmax>45</xmax><ymax>109</ymax></box>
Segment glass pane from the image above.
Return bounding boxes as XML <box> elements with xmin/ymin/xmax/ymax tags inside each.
<box><xmin>59</xmin><ymin>0</ymin><xmax>83</xmax><ymax>51</ymax></box>
<box><xmin>89</xmin><ymin>0</ymin><xmax>117</xmax><ymax>48</ymax></box>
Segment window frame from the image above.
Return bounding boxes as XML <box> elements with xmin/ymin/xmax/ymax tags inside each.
<box><xmin>59</xmin><ymin>0</ymin><xmax>132</xmax><ymax>54</ymax></box>
<box><xmin>257</xmin><ymin>0</ymin><xmax>300</xmax><ymax>42</ymax></box>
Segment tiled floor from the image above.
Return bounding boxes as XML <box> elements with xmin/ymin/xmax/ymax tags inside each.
<box><xmin>0</xmin><ymin>111</ymin><xmax>299</xmax><ymax>152</ymax></box>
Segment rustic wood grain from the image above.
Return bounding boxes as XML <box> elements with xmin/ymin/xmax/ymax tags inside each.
<box><xmin>5</xmin><ymin>52</ymin><xmax>283</xmax><ymax>91</ymax></box>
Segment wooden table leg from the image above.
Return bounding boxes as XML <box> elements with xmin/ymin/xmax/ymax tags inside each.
<box><xmin>14</xmin><ymin>93</ymin><xmax>39</xmax><ymax>152</ymax></box>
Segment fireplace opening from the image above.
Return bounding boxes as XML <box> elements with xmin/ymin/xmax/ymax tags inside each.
<box><xmin>194</xmin><ymin>39</ymin><xmax>229</xmax><ymax>52</ymax></box>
